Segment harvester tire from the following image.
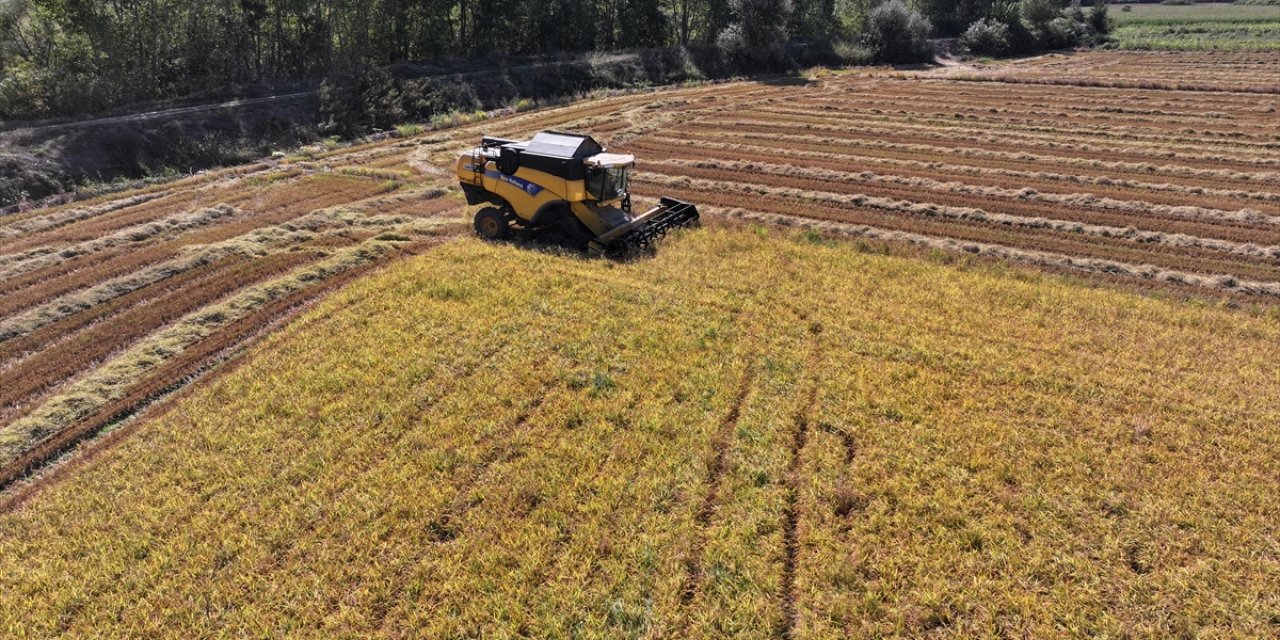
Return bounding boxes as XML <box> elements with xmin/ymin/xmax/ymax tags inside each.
<box><xmin>474</xmin><ymin>208</ymin><xmax>510</xmax><ymax>240</ymax></box>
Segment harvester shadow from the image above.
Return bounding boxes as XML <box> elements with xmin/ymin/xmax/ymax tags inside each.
<box><xmin>755</xmin><ymin>74</ymin><xmax>819</xmax><ymax>88</ymax></box>
<box><xmin>493</xmin><ymin>236</ymin><xmax>659</xmax><ymax>263</ymax></box>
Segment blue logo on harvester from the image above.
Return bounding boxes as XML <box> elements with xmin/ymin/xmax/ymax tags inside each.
<box><xmin>498</xmin><ymin>172</ymin><xmax>543</xmax><ymax>196</ymax></box>
<box><xmin>466</xmin><ymin>164</ymin><xmax>543</xmax><ymax>196</ymax></box>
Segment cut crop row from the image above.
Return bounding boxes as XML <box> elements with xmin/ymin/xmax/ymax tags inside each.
<box><xmin>672</xmin><ymin>127</ymin><xmax>1280</xmax><ymax>189</ymax></box>
<box><xmin>749</xmin><ymin>103</ymin><xmax>1280</xmax><ymax>154</ymax></box>
<box><xmin>0</xmin><ymin>251</ymin><xmax>320</xmax><ymax>424</ymax></box>
<box><xmin>695</xmin><ymin>117</ymin><xmax>1280</xmax><ymax>172</ymax></box>
<box><xmin>806</xmin><ymin>87</ymin><xmax>1269</xmax><ymax>126</ymax></box>
<box><xmin>0</xmin><ymin>205</ymin><xmax>241</xmax><ymax>280</ymax></box>
<box><xmin>0</xmin><ymin>240</ymin><xmax>430</xmax><ymax>496</ymax></box>
<box><xmin>626</xmin><ymin>135</ymin><xmax>1280</xmax><ymax>216</ymax></box>
<box><xmin>0</xmin><ymin>235</ymin><xmax>430</xmax><ymax>473</ymax></box>
<box><xmin>809</xmin><ymin>86</ymin><xmax>1280</xmax><ymax>135</ymax></box>
<box><xmin>634</xmin><ymin>179</ymin><xmax>1280</xmax><ymax>287</ymax></box>
<box><xmin>639</xmin><ymin>157</ymin><xmax>1280</xmax><ymax>250</ymax></box>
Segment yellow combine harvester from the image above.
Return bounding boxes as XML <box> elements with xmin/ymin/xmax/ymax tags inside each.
<box><xmin>455</xmin><ymin>131</ymin><xmax>699</xmax><ymax>255</ymax></box>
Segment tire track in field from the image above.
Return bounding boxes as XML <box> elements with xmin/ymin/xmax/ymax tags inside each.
<box><xmin>128</xmin><ymin>269</ymin><xmax>573</xmax><ymax>624</ymax></box>
<box><xmin>818</xmin><ymin>422</ymin><xmax>858</xmax><ymax>464</ymax></box>
<box><xmin>681</xmin><ymin>348</ymin><xmax>758</xmax><ymax>606</ymax></box>
<box><xmin>368</xmin><ymin>378</ymin><xmax>561</xmax><ymax>631</ymax></box>
<box><xmin>211</xmin><ymin>337</ymin><xmax>517</xmax><ymax>579</ymax></box>
<box><xmin>779</xmin><ymin>318</ymin><xmax>824</xmax><ymax>639</ymax></box>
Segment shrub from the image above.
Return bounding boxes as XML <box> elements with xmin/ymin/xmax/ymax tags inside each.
<box><xmin>959</xmin><ymin>19</ymin><xmax>1013</xmax><ymax>56</ymax></box>
<box><xmin>394</xmin><ymin>123</ymin><xmax>424</xmax><ymax>137</ymax></box>
<box><xmin>1089</xmin><ymin>1</ymin><xmax>1111</xmax><ymax>34</ymax></box>
<box><xmin>717</xmin><ymin>0</ymin><xmax>794</xmax><ymax>64</ymax></box>
<box><xmin>861</xmin><ymin>0</ymin><xmax>934</xmax><ymax>64</ymax></box>
<box><xmin>403</xmin><ymin>76</ymin><xmax>481</xmax><ymax>121</ymax></box>
<box><xmin>990</xmin><ymin>0</ymin><xmax>1039</xmax><ymax>53</ymax></box>
<box><xmin>1019</xmin><ymin>0</ymin><xmax>1061</xmax><ymax>29</ymax></box>
<box><xmin>1042</xmin><ymin>15</ymin><xmax>1089</xmax><ymax>48</ymax></box>
<box><xmin>1121</xmin><ymin>4</ymin><xmax>1131</xmax><ymax>11</ymax></box>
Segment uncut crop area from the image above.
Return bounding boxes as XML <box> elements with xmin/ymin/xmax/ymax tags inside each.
<box><xmin>1</xmin><ymin>50</ymin><xmax>1280</xmax><ymax>636</ymax></box>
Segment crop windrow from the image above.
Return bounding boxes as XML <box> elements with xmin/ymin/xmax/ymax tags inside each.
<box><xmin>640</xmin><ymin>169</ymin><xmax>1280</xmax><ymax>260</ymax></box>
<box><xmin>632</xmin><ymin>136</ymin><xmax>1280</xmax><ymax>208</ymax></box>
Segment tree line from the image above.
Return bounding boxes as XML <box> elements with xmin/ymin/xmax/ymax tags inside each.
<box><xmin>0</xmin><ymin>0</ymin><xmax>1091</xmax><ymax>121</ymax></box>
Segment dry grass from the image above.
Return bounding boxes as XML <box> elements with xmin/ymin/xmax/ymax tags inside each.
<box><xmin>2</xmin><ymin>229</ymin><xmax>1278</xmax><ymax>637</ymax></box>
<box><xmin>0</xmin><ymin>193</ymin><xmax>165</xmax><ymax>239</ymax></box>
<box><xmin>0</xmin><ymin>205</ymin><xmax>239</xmax><ymax>278</ymax></box>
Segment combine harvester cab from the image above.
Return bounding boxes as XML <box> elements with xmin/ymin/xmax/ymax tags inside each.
<box><xmin>456</xmin><ymin>131</ymin><xmax>698</xmax><ymax>256</ymax></box>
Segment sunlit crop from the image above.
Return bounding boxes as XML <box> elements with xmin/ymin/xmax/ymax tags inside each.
<box><xmin>2</xmin><ymin>228</ymin><xmax>1279</xmax><ymax>637</ymax></box>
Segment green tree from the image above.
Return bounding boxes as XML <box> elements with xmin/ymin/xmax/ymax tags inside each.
<box><xmin>717</xmin><ymin>0</ymin><xmax>793</xmax><ymax>63</ymax></box>
<box><xmin>861</xmin><ymin>0</ymin><xmax>932</xmax><ymax>63</ymax></box>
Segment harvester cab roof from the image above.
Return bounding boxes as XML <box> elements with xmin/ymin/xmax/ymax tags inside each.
<box><xmin>479</xmin><ymin>132</ymin><xmax>635</xmax><ymax>180</ymax></box>
<box><xmin>583</xmin><ymin>153</ymin><xmax>636</xmax><ymax>169</ymax></box>
<box><xmin>457</xmin><ymin>131</ymin><xmax>698</xmax><ymax>256</ymax></box>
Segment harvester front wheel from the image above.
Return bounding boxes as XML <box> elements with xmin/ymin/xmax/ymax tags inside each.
<box><xmin>474</xmin><ymin>208</ymin><xmax>510</xmax><ymax>241</ymax></box>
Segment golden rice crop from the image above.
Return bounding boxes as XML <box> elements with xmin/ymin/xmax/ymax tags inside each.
<box><xmin>2</xmin><ymin>228</ymin><xmax>1278</xmax><ymax>638</ymax></box>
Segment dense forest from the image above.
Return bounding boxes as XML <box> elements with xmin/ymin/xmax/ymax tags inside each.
<box><xmin>0</xmin><ymin>0</ymin><xmax>1098</xmax><ymax>121</ymax></box>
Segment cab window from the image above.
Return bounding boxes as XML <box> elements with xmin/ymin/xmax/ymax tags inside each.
<box><xmin>586</xmin><ymin>166</ymin><xmax>630</xmax><ymax>201</ymax></box>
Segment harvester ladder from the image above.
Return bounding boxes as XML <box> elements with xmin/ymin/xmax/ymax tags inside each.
<box><xmin>469</xmin><ymin>148</ymin><xmax>486</xmax><ymax>187</ymax></box>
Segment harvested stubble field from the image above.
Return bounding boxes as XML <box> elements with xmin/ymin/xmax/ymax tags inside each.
<box><xmin>2</xmin><ymin>229</ymin><xmax>1279</xmax><ymax>637</ymax></box>
<box><xmin>2</xmin><ymin>50</ymin><xmax>1280</xmax><ymax>636</ymax></box>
